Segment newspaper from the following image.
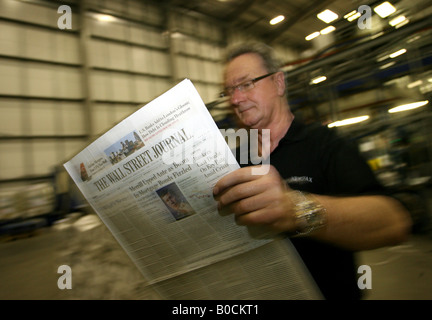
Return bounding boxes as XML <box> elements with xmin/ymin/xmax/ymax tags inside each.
<box><xmin>64</xmin><ymin>79</ymin><xmax>322</xmax><ymax>299</ymax></box>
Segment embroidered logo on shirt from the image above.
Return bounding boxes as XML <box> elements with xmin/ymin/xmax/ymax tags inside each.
<box><xmin>285</xmin><ymin>176</ymin><xmax>313</xmax><ymax>185</ymax></box>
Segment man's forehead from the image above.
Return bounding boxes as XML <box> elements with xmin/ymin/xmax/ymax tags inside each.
<box><xmin>224</xmin><ymin>53</ymin><xmax>265</xmax><ymax>84</ymax></box>
<box><xmin>224</xmin><ymin>73</ymin><xmax>249</xmax><ymax>86</ymax></box>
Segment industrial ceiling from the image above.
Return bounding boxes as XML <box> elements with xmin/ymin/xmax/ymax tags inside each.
<box><xmin>165</xmin><ymin>0</ymin><xmax>432</xmax><ymax>52</ymax></box>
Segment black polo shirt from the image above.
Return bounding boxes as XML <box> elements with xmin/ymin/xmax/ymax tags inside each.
<box><xmin>240</xmin><ymin>117</ymin><xmax>385</xmax><ymax>300</ymax></box>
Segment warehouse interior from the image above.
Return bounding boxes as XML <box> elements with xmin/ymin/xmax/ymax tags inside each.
<box><xmin>1</xmin><ymin>0</ymin><xmax>432</xmax><ymax>300</ymax></box>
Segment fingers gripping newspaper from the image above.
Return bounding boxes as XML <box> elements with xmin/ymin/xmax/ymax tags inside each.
<box><xmin>64</xmin><ymin>79</ymin><xmax>322</xmax><ymax>299</ymax></box>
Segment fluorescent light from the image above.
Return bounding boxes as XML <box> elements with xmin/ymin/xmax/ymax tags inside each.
<box><xmin>320</xmin><ymin>26</ymin><xmax>336</xmax><ymax>35</ymax></box>
<box><xmin>407</xmin><ymin>35</ymin><xmax>421</xmax><ymax>43</ymax></box>
<box><xmin>305</xmin><ymin>31</ymin><xmax>320</xmax><ymax>41</ymax></box>
<box><xmin>170</xmin><ymin>31</ymin><xmax>184</xmax><ymax>39</ymax></box>
<box><xmin>96</xmin><ymin>14</ymin><xmax>115</xmax><ymax>22</ymax></box>
<box><xmin>380</xmin><ymin>61</ymin><xmax>395</xmax><ymax>69</ymax></box>
<box><xmin>370</xmin><ymin>31</ymin><xmax>384</xmax><ymax>39</ymax></box>
<box><xmin>317</xmin><ymin>9</ymin><xmax>339</xmax><ymax>23</ymax></box>
<box><xmin>389</xmin><ymin>15</ymin><xmax>406</xmax><ymax>26</ymax></box>
<box><xmin>374</xmin><ymin>2</ymin><xmax>396</xmax><ymax>18</ymax></box>
<box><xmin>310</xmin><ymin>76</ymin><xmax>327</xmax><ymax>84</ymax></box>
<box><xmin>394</xmin><ymin>19</ymin><xmax>409</xmax><ymax>28</ymax></box>
<box><xmin>347</xmin><ymin>12</ymin><xmax>361</xmax><ymax>22</ymax></box>
<box><xmin>389</xmin><ymin>48</ymin><xmax>406</xmax><ymax>58</ymax></box>
<box><xmin>407</xmin><ymin>80</ymin><xmax>423</xmax><ymax>89</ymax></box>
<box><xmin>388</xmin><ymin>100</ymin><xmax>429</xmax><ymax>113</ymax></box>
<box><xmin>270</xmin><ymin>15</ymin><xmax>285</xmax><ymax>25</ymax></box>
<box><xmin>328</xmin><ymin>115</ymin><xmax>370</xmax><ymax>128</ymax></box>
<box><xmin>377</xmin><ymin>54</ymin><xmax>389</xmax><ymax>62</ymax></box>
<box><xmin>344</xmin><ymin>10</ymin><xmax>357</xmax><ymax>19</ymax></box>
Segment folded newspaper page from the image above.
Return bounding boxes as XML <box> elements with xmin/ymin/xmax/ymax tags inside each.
<box><xmin>64</xmin><ymin>79</ymin><xmax>322</xmax><ymax>299</ymax></box>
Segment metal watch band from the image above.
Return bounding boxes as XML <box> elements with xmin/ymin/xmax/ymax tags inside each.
<box><xmin>290</xmin><ymin>191</ymin><xmax>327</xmax><ymax>235</ymax></box>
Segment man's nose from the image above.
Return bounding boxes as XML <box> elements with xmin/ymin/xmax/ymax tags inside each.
<box><xmin>230</xmin><ymin>88</ymin><xmax>246</xmax><ymax>105</ymax></box>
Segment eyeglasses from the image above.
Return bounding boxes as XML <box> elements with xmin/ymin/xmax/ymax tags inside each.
<box><xmin>220</xmin><ymin>72</ymin><xmax>275</xmax><ymax>98</ymax></box>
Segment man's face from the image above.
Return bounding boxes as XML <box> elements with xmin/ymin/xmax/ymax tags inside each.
<box><xmin>224</xmin><ymin>53</ymin><xmax>281</xmax><ymax>129</ymax></box>
<box><xmin>162</xmin><ymin>192</ymin><xmax>178</xmax><ymax>210</ymax></box>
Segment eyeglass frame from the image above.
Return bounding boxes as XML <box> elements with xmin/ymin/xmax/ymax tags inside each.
<box><xmin>220</xmin><ymin>72</ymin><xmax>276</xmax><ymax>98</ymax></box>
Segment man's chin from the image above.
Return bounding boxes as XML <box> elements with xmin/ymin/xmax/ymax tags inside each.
<box><xmin>236</xmin><ymin>109</ymin><xmax>261</xmax><ymax>128</ymax></box>
<box><xmin>241</xmin><ymin>117</ymin><xmax>260</xmax><ymax>128</ymax></box>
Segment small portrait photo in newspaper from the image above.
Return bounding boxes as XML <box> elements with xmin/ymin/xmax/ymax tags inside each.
<box><xmin>156</xmin><ymin>182</ymin><xmax>196</xmax><ymax>221</ymax></box>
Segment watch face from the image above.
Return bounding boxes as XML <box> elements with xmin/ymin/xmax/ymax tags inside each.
<box><xmin>307</xmin><ymin>207</ymin><xmax>326</xmax><ymax>225</ymax></box>
<box><xmin>292</xmin><ymin>192</ymin><xmax>326</xmax><ymax>235</ymax></box>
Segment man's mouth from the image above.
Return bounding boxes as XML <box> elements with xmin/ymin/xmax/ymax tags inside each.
<box><xmin>237</xmin><ymin>105</ymin><xmax>253</xmax><ymax>113</ymax></box>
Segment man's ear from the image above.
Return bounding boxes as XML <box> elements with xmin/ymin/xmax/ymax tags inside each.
<box><xmin>274</xmin><ymin>71</ymin><xmax>286</xmax><ymax>96</ymax></box>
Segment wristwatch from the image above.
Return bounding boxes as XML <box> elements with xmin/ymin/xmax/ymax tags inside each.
<box><xmin>289</xmin><ymin>191</ymin><xmax>327</xmax><ymax>235</ymax></box>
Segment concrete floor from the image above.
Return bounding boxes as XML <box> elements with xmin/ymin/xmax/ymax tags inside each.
<box><xmin>358</xmin><ymin>235</ymin><xmax>432</xmax><ymax>300</ymax></box>
<box><xmin>0</xmin><ymin>224</ymin><xmax>76</xmax><ymax>300</ymax></box>
<box><xmin>1</xmin><ymin>217</ymin><xmax>432</xmax><ymax>300</ymax></box>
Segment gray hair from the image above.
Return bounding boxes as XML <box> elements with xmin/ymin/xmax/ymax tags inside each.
<box><xmin>223</xmin><ymin>42</ymin><xmax>282</xmax><ymax>73</ymax></box>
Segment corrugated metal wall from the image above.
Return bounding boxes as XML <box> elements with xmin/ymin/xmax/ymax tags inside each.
<box><xmin>0</xmin><ymin>0</ymin><xmax>251</xmax><ymax>184</ymax></box>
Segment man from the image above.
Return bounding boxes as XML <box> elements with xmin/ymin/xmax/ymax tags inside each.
<box><xmin>159</xmin><ymin>187</ymin><xmax>195</xmax><ymax>220</ymax></box>
<box><xmin>213</xmin><ymin>42</ymin><xmax>412</xmax><ymax>299</ymax></box>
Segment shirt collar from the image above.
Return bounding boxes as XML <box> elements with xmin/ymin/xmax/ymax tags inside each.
<box><xmin>279</xmin><ymin>116</ymin><xmax>308</xmax><ymax>143</ymax></box>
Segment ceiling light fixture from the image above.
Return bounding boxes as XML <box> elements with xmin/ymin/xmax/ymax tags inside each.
<box><xmin>370</xmin><ymin>31</ymin><xmax>385</xmax><ymax>39</ymax></box>
<box><xmin>305</xmin><ymin>31</ymin><xmax>320</xmax><ymax>41</ymax></box>
<box><xmin>394</xmin><ymin>19</ymin><xmax>409</xmax><ymax>29</ymax></box>
<box><xmin>347</xmin><ymin>12</ymin><xmax>361</xmax><ymax>22</ymax></box>
<box><xmin>270</xmin><ymin>15</ymin><xmax>285</xmax><ymax>25</ymax></box>
<box><xmin>389</xmin><ymin>48</ymin><xmax>407</xmax><ymax>58</ymax></box>
<box><xmin>374</xmin><ymin>2</ymin><xmax>396</xmax><ymax>18</ymax></box>
<box><xmin>344</xmin><ymin>10</ymin><xmax>357</xmax><ymax>19</ymax></box>
<box><xmin>389</xmin><ymin>15</ymin><xmax>406</xmax><ymax>26</ymax></box>
<box><xmin>317</xmin><ymin>9</ymin><xmax>339</xmax><ymax>23</ymax></box>
<box><xmin>407</xmin><ymin>80</ymin><xmax>423</xmax><ymax>89</ymax></box>
<box><xmin>310</xmin><ymin>76</ymin><xmax>327</xmax><ymax>84</ymax></box>
<box><xmin>379</xmin><ymin>61</ymin><xmax>395</xmax><ymax>69</ymax></box>
<box><xmin>328</xmin><ymin>115</ymin><xmax>370</xmax><ymax>128</ymax></box>
<box><xmin>96</xmin><ymin>14</ymin><xmax>115</xmax><ymax>22</ymax></box>
<box><xmin>320</xmin><ymin>26</ymin><xmax>336</xmax><ymax>35</ymax></box>
<box><xmin>388</xmin><ymin>100</ymin><xmax>429</xmax><ymax>113</ymax></box>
